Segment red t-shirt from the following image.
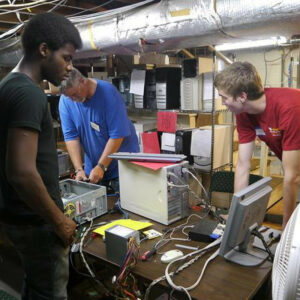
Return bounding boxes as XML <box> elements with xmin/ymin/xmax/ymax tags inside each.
<box><xmin>236</xmin><ymin>88</ymin><xmax>300</xmax><ymax>160</ymax></box>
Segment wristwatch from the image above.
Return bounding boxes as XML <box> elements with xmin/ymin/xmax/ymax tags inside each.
<box><xmin>97</xmin><ymin>162</ymin><xmax>107</xmax><ymax>173</ymax></box>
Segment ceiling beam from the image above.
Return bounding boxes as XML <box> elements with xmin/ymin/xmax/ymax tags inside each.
<box><xmin>116</xmin><ymin>0</ymin><xmax>144</xmax><ymax>3</ymax></box>
<box><xmin>0</xmin><ymin>0</ymin><xmax>135</xmax><ymax>33</ymax></box>
<box><xmin>64</xmin><ymin>0</ymin><xmax>107</xmax><ymax>13</ymax></box>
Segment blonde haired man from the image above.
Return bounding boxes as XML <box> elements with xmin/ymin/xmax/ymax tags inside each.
<box><xmin>215</xmin><ymin>61</ymin><xmax>300</xmax><ymax>229</ymax></box>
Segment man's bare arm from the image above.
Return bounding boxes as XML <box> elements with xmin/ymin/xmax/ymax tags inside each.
<box><xmin>234</xmin><ymin>141</ymin><xmax>255</xmax><ymax>192</ymax></box>
<box><xmin>89</xmin><ymin>137</ymin><xmax>124</xmax><ymax>183</ymax></box>
<box><xmin>65</xmin><ymin>139</ymin><xmax>88</xmax><ymax>181</ymax></box>
<box><xmin>281</xmin><ymin>150</ymin><xmax>300</xmax><ymax>229</ymax></box>
<box><xmin>6</xmin><ymin>128</ymin><xmax>76</xmax><ymax>246</ymax></box>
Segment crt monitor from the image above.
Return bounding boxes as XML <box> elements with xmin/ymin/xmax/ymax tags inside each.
<box><xmin>219</xmin><ymin>177</ymin><xmax>272</xmax><ymax>266</ymax></box>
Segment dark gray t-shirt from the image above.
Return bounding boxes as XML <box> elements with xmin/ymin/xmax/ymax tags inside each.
<box><xmin>0</xmin><ymin>72</ymin><xmax>63</xmax><ymax>224</ymax></box>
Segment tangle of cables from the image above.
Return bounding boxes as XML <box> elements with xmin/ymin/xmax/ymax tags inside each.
<box><xmin>113</xmin><ymin>237</ymin><xmax>141</xmax><ymax>299</ymax></box>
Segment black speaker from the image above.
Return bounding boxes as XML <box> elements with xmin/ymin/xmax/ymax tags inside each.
<box><xmin>175</xmin><ymin>129</ymin><xmax>194</xmax><ymax>164</ymax></box>
<box><xmin>155</xmin><ymin>67</ymin><xmax>182</xmax><ymax>82</ymax></box>
<box><xmin>183</xmin><ymin>59</ymin><xmax>197</xmax><ymax>78</ymax></box>
<box><xmin>155</xmin><ymin>67</ymin><xmax>181</xmax><ymax>109</ymax></box>
<box><xmin>111</xmin><ymin>77</ymin><xmax>119</xmax><ymax>89</ymax></box>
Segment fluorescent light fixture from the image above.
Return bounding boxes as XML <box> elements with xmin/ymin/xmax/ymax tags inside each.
<box><xmin>215</xmin><ymin>36</ymin><xmax>287</xmax><ymax>51</ymax></box>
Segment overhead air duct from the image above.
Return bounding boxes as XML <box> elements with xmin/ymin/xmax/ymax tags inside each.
<box><xmin>0</xmin><ymin>37</ymin><xmax>22</xmax><ymax>67</ymax></box>
<box><xmin>74</xmin><ymin>0</ymin><xmax>300</xmax><ymax>57</ymax></box>
<box><xmin>1</xmin><ymin>0</ymin><xmax>300</xmax><ymax>65</ymax></box>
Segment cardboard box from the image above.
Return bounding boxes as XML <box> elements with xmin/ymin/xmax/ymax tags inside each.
<box><xmin>177</xmin><ymin>112</ymin><xmax>198</xmax><ymax>129</ymax></box>
<box><xmin>211</xmin><ymin>191</ymin><xmax>233</xmax><ymax>209</ymax></box>
<box><xmin>132</xmin><ymin>119</ymin><xmax>157</xmax><ymax>132</ymax></box>
<box><xmin>198</xmin><ymin>57</ymin><xmax>214</xmax><ymax>74</ymax></box>
<box><xmin>133</xmin><ymin>53</ymin><xmax>170</xmax><ymax>65</ymax></box>
<box><xmin>196</xmin><ymin>112</ymin><xmax>227</xmax><ymax>128</ymax></box>
<box><xmin>49</xmin><ymin>82</ymin><xmax>60</xmax><ymax>94</ymax></box>
<box><xmin>198</xmin><ymin>57</ymin><xmax>222</xmax><ymax>74</ymax></box>
<box><xmin>191</xmin><ymin>124</ymin><xmax>231</xmax><ymax>169</ymax></box>
<box><xmin>196</xmin><ymin>113</ymin><xmax>212</xmax><ymax>127</ymax></box>
<box><xmin>88</xmin><ymin>72</ymin><xmax>108</xmax><ymax>80</ymax></box>
<box><xmin>215</xmin><ymin>97</ymin><xmax>227</xmax><ymax>111</ymax></box>
<box><xmin>43</xmin><ymin>81</ymin><xmax>60</xmax><ymax>94</ymax></box>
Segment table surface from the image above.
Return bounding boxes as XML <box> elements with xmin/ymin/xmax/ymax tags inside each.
<box><xmin>83</xmin><ymin>198</ymin><xmax>273</xmax><ymax>300</ymax></box>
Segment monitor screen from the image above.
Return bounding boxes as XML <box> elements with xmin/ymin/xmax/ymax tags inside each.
<box><xmin>219</xmin><ymin>177</ymin><xmax>272</xmax><ymax>266</ymax></box>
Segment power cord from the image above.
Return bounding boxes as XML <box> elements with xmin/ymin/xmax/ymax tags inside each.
<box><xmin>108</xmin><ymin>198</ymin><xmax>129</xmax><ymax>219</ymax></box>
<box><xmin>181</xmin><ymin>168</ymin><xmax>213</xmax><ymax>216</ymax></box>
<box><xmin>144</xmin><ymin>239</ymin><xmax>221</xmax><ymax>299</ymax></box>
<box><xmin>167</xmin><ymin>170</ymin><xmax>209</xmax><ymax>211</ymax></box>
<box><xmin>165</xmin><ymin>239</ymin><xmax>221</xmax><ymax>298</ymax></box>
<box><xmin>252</xmin><ymin>229</ymin><xmax>274</xmax><ymax>262</ymax></box>
<box><xmin>153</xmin><ymin>214</ymin><xmax>211</xmax><ymax>255</ymax></box>
<box><xmin>75</xmin><ymin>219</ymin><xmax>124</xmax><ymax>299</ymax></box>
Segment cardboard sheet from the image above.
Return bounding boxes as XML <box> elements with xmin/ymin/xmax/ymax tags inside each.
<box><xmin>157</xmin><ymin>111</ymin><xmax>177</xmax><ymax>133</ymax></box>
<box><xmin>141</xmin><ymin>131</ymin><xmax>160</xmax><ymax>153</ymax></box>
<box><xmin>130</xmin><ymin>161</ymin><xmax>176</xmax><ymax>170</ymax></box>
<box><xmin>161</xmin><ymin>132</ymin><xmax>176</xmax><ymax>152</ymax></box>
<box><xmin>130</xmin><ymin>69</ymin><xmax>146</xmax><ymax>95</ymax></box>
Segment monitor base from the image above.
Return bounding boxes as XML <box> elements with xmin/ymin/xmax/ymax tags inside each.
<box><xmin>224</xmin><ymin>246</ymin><xmax>269</xmax><ymax>267</ymax></box>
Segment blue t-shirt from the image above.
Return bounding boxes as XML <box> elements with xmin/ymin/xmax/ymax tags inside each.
<box><xmin>59</xmin><ymin>80</ymin><xmax>139</xmax><ymax>180</ymax></box>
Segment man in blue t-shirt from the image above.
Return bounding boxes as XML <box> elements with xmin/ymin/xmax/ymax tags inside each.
<box><xmin>59</xmin><ymin>68</ymin><xmax>139</xmax><ymax>192</ymax></box>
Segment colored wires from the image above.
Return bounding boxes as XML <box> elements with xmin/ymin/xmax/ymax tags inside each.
<box><xmin>113</xmin><ymin>237</ymin><xmax>141</xmax><ymax>299</ymax></box>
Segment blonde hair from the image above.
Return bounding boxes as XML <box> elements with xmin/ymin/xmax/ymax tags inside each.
<box><xmin>214</xmin><ymin>62</ymin><xmax>264</xmax><ymax>100</ymax></box>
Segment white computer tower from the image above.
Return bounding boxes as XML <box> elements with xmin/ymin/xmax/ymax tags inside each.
<box><xmin>119</xmin><ymin>160</ymin><xmax>190</xmax><ymax>225</ymax></box>
<box><xmin>180</xmin><ymin>77</ymin><xmax>203</xmax><ymax>111</ymax></box>
<box><xmin>134</xmin><ymin>94</ymin><xmax>144</xmax><ymax>108</ymax></box>
<box><xmin>156</xmin><ymin>82</ymin><xmax>167</xmax><ymax>109</ymax></box>
<box><xmin>202</xmin><ymin>72</ymin><xmax>219</xmax><ymax>111</ymax></box>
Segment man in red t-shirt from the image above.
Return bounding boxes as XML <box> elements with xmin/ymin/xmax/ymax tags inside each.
<box><xmin>214</xmin><ymin>61</ymin><xmax>300</xmax><ymax>229</ymax></box>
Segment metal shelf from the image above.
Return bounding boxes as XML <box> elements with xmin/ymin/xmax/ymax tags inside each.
<box><xmin>127</xmin><ymin>107</ymin><xmax>230</xmax><ymax>114</ymax></box>
<box><xmin>189</xmin><ymin>163</ymin><xmax>233</xmax><ymax>173</ymax></box>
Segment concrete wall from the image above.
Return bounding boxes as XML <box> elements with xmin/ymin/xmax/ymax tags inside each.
<box><xmin>228</xmin><ymin>46</ymin><xmax>300</xmax><ymax>88</ymax></box>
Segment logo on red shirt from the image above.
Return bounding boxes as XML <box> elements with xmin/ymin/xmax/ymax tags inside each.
<box><xmin>268</xmin><ymin>127</ymin><xmax>281</xmax><ymax>137</ymax></box>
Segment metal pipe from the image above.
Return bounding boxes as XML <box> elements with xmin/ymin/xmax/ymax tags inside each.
<box><xmin>208</xmin><ymin>45</ymin><xmax>232</xmax><ymax>65</ymax></box>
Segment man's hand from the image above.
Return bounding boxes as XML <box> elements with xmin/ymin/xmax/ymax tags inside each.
<box><xmin>53</xmin><ymin>215</ymin><xmax>77</xmax><ymax>247</ymax></box>
<box><xmin>89</xmin><ymin>165</ymin><xmax>104</xmax><ymax>184</ymax></box>
<box><xmin>75</xmin><ymin>169</ymin><xmax>88</xmax><ymax>182</ymax></box>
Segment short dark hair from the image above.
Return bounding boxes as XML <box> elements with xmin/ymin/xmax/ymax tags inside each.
<box><xmin>214</xmin><ymin>62</ymin><xmax>264</xmax><ymax>100</ymax></box>
<box><xmin>21</xmin><ymin>13</ymin><xmax>82</xmax><ymax>56</ymax></box>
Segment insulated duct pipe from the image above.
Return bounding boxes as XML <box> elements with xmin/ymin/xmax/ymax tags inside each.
<box><xmin>75</xmin><ymin>0</ymin><xmax>300</xmax><ymax>56</ymax></box>
<box><xmin>1</xmin><ymin>0</ymin><xmax>300</xmax><ymax>65</ymax></box>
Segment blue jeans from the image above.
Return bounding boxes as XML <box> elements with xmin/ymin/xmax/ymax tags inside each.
<box><xmin>1</xmin><ymin>223</ymin><xmax>69</xmax><ymax>300</ymax></box>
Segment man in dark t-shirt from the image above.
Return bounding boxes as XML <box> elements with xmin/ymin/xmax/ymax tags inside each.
<box><xmin>0</xmin><ymin>73</ymin><xmax>63</xmax><ymax>223</ymax></box>
<box><xmin>0</xmin><ymin>13</ymin><xmax>82</xmax><ymax>300</ymax></box>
